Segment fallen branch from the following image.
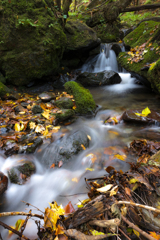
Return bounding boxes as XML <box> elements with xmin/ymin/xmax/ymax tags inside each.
<box><xmin>0</xmin><ymin>220</ymin><xmax>29</xmax><ymax>240</ymax></box>
<box><xmin>89</xmin><ymin>218</ymin><xmax>120</xmax><ymax>228</ymax></box>
<box><xmin>121</xmin><ymin>215</ymin><xmax>156</xmax><ymax>240</ymax></box>
<box><xmin>116</xmin><ymin>201</ymin><xmax>160</xmax><ymax>214</ymax></box>
<box><xmin>0</xmin><ymin>211</ymin><xmax>43</xmax><ymax>219</ymax></box>
<box><xmin>121</xmin><ymin>3</ymin><xmax>160</xmax><ymax>13</ymax></box>
<box><xmin>64</xmin><ymin>229</ymin><xmax>115</xmax><ymax>240</ymax></box>
<box><xmin>20</xmin><ymin>210</ymin><xmax>32</xmax><ymax>235</ymax></box>
<box><xmin>118</xmin><ymin>228</ymin><xmax>131</xmax><ymax>240</ymax></box>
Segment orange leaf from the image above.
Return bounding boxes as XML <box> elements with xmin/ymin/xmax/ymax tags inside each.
<box><xmin>149</xmin><ymin>232</ymin><xmax>160</xmax><ymax>240</ymax></box>
<box><xmin>64</xmin><ymin>201</ymin><xmax>75</xmax><ymax>215</ymax></box>
<box><xmin>50</xmin><ymin>163</ymin><xmax>55</xmax><ymax>169</ymax></box>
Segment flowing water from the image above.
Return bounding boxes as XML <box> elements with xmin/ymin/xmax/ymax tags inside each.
<box><xmin>1</xmin><ymin>44</ymin><xmax>160</xmax><ymax>239</ymax></box>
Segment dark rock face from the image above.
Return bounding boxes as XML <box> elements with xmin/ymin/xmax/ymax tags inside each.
<box><xmin>55</xmin><ymin>109</ymin><xmax>75</xmax><ymax>122</ymax></box>
<box><xmin>32</xmin><ymin>105</ymin><xmax>43</xmax><ymax>114</ymax></box>
<box><xmin>37</xmin><ymin>130</ymin><xmax>90</xmax><ymax>168</ymax></box>
<box><xmin>121</xmin><ymin>109</ymin><xmax>160</xmax><ymax>125</ymax></box>
<box><xmin>0</xmin><ymin>172</ymin><xmax>8</xmax><ymax>195</ymax></box>
<box><xmin>76</xmin><ymin>70</ymin><xmax>122</xmax><ymax>87</ymax></box>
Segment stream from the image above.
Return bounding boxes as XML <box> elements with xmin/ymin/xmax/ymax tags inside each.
<box><xmin>1</xmin><ymin>44</ymin><xmax>160</xmax><ymax>239</ymax></box>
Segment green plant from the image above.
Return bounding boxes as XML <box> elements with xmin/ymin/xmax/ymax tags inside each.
<box><xmin>17</xmin><ymin>18</ymin><xmax>38</xmax><ymax>27</ymax></box>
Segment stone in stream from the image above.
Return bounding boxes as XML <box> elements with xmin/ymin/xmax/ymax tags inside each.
<box><xmin>121</xmin><ymin>109</ymin><xmax>160</xmax><ymax>125</ymax></box>
<box><xmin>55</xmin><ymin>97</ymin><xmax>73</xmax><ymax>109</ymax></box>
<box><xmin>38</xmin><ymin>92</ymin><xmax>56</xmax><ymax>102</ymax></box>
<box><xmin>0</xmin><ymin>172</ymin><xmax>8</xmax><ymax>196</ymax></box>
<box><xmin>8</xmin><ymin>161</ymin><xmax>36</xmax><ymax>184</ymax></box>
<box><xmin>14</xmin><ymin>104</ymin><xmax>26</xmax><ymax>113</ymax></box>
<box><xmin>55</xmin><ymin>109</ymin><xmax>75</xmax><ymax>122</ymax></box>
<box><xmin>37</xmin><ymin>129</ymin><xmax>90</xmax><ymax>168</ymax></box>
<box><xmin>76</xmin><ymin>70</ymin><xmax>122</xmax><ymax>87</ymax></box>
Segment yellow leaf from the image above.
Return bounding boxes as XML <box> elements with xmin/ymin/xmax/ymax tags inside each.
<box><xmin>133</xmin><ymin>228</ymin><xmax>140</xmax><ymax>237</ymax></box>
<box><xmin>42</xmin><ymin>111</ymin><xmax>50</xmax><ymax>120</ymax></box>
<box><xmin>14</xmin><ymin>123</ymin><xmax>21</xmax><ymax>132</ymax></box>
<box><xmin>29</xmin><ymin>122</ymin><xmax>36</xmax><ymax>129</ymax></box>
<box><xmin>90</xmin><ymin>230</ymin><xmax>105</xmax><ymax>236</ymax></box>
<box><xmin>35</xmin><ymin>124</ymin><xmax>45</xmax><ymax>133</ymax></box>
<box><xmin>85</xmin><ymin>168</ymin><xmax>95</xmax><ymax>171</ymax></box>
<box><xmin>72</xmin><ymin>106</ymin><xmax>76</xmax><ymax>110</ymax></box>
<box><xmin>55</xmin><ymin>225</ymin><xmax>64</xmax><ymax>235</ymax></box>
<box><xmin>135</xmin><ymin>107</ymin><xmax>151</xmax><ymax>117</ymax></box>
<box><xmin>72</xmin><ymin>177</ymin><xmax>78</xmax><ymax>182</ymax></box>
<box><xmin>129</xmin><ymin>178</ymin><xmax>138</xmax><ymax>184</ymax></box>
<box><xmin>27</xmin><ymin>143</ymin><xmax>33</xmax><ymax>146</ymax></box>
<box><xmin>76</xmin><ymin>198</ymin><xmax>90</xmax><ymax>208</ymax></box>
<box><xmin>110</xmin><ymin>185</ymin><xmax>118</xmax><ymax>196</ymax></box>
<box><xmin>114</xmin><ymin>154</ymin><xmax>126</xmax><ymax>161</ymax></box>
<box><xmin>81</xmin><ymin>144</ymin><xmax>86</xmax><ymax>150</ymax></box>
<box><xmin>87</xmin><ymin>135</ymin><xmax>91</xmax><ymax>141</ymax></box>
<box><xmin>110</xmin><ymin>117</ymin><xmax>118</xmax><ymax>124</ymax></box>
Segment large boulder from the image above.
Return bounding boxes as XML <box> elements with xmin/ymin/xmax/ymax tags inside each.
<box><xmin>64</xmin><ymin>81</ymin><xmax>96</xmax><ymax>115</ymax></box>
<box><xmin>37</xmin><ymin>129</ymin><xmax>90</xmax><ymax>168</ymax></box>
<box><xmin>0</xmin><ymin>0</ymin><xmax>66</xmax><ymax>86</ymax></box>
<box><xmin>76</xmin><ymin>70</ymin><xmax>121</xmax><ymax>87</ymax></box>
<box><xmin>62</xmin><ymin>20</ymin><xmax>100</xmax><ymax>68</ymax></box>
<box><xmin>118</xmin><ymin>20</ymin><xmax>160</xmax><ymax>92</ymax></box>
<box><xmin>0</xmin><ymin>82</ymin><xmax>11</xmax><ymax>97</ymax></box>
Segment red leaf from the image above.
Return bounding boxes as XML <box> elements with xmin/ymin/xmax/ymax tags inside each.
<box><xmin>64</xmin><ymin>201</ymin><xmax>75</xmax><ymax>215</ymax></box>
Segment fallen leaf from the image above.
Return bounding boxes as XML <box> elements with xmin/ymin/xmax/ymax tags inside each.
<box><xmin>97</xmin><ymin>184</ymin><xmax>113</xmax><ymax>193</ymax></box>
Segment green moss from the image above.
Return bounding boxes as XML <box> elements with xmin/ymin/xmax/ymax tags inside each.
<box><xmin>93</xmin><ymin>22</ymin><xmax>120</xmax><ymax>43</ymax></box>
<box><xmin>148</xmin><ymin>58</ymin><xmax>160</xmax><ymax>92</ymax></box>
<box><xmin>0</xmin><ymin>0</ymin><xmax>66</xmax><ymax>86</ymax></box>
<box><xmin>65</xmin><ymin>20</ymin><xmax>97</xmax><ymax>51</ymax></box>
<box><xmin>64</xmin><ymin>81</ymin><xmax>96</xmax><ymax>115</ymax></box>
<box><xmin>0</xmin><ymin>82</ymin><xmax>11</xmax><ymax>97</ymax></box>
<box><xmin>124</xmin><ymin>21</ymin><xmax>160</xmax><ymax>47</ymax></box>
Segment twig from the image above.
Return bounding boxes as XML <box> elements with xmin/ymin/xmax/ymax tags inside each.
<box><xmin>20</xmin><ymin>210</ymin><xmax>32</xmax><ymax>235</ymax></box>
<box><xmin>0</xmin><ymin>211</ymin><xmax>43</xmax><ymax>219</ymax></box>
<box><xmin>121</xmin><ymin>215</ymin><xmax>155</xmax><ymax>240</ymax></box>
<box><xmin>0</xmin><ymin>220</ymin><xmax>29</xmax><ymax>240</ymax></box>
<box><xmin>116</xmin><ymin>201</ymin><xmax>160</xmax><ymax>213</ymax></box>
<box><xmin>22</xmin><ymin>201</ymin><xmax>45</xmax><ymax>215</ymax></box>
<box><xmin>64</xmin><ymin>229</ymin><xmax>116</xmax><ymax>240</ymax></box>
<box><xmin>59</xmin><ymin>192</ymin><xmax>88</xmax><ymax>197</ymax></box>
<box><xmin>118</xmin><ymin>228</ymin><xmax>131</xmax><ymax>240</ymax></box>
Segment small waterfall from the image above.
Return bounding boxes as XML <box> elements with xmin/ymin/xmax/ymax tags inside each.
<box><xmin>82</xmin><ymin>43</ymin><xmax>118</xmax><ymax>73</ymax></box>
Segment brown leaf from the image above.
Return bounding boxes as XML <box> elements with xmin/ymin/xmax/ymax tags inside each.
<box><xmin>64</xmin><ymin>201</ymin><xmax>75</xmax><ymax>215</ymax></box>
<box><xmin>125</xmin><ymin>187</ymin><xmax>131</xmax><ymax>196</ymax></box>
<box><xmin>58</xmin><ymin>161</ymin><xmax>63</xmax><ymax>168</ymax></box>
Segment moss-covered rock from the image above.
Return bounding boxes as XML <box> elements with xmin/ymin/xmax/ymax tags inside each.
<box><xmin>64</xmin><ymin>81</ymin><xmax>96</xmax><ymax>115</ymax></box>
<box><xmin>0</xmin><ymin>0</ymin><xmax>67</xmax><ymax>86</ymax></box>
<box><xmin>55</xmin><ymin>97</ymin><xmax>73</xmax><ymax>109</ymax></box>
<box><xmin>0</xmin><ymin>82</ymin><xmax>11</xmax><ymax>97</ymax></box>
<box><xmin>55</xmin><ymin>109</ymin><xmax>75</xmax><ymax>121</ymax></box>
<box><xmin>0</xmin><ymin>73</ymin><xmax>6</xmax><ymax>84</ymax></box>
<box><xmin>93</xmin><ymin>22</ymin><xmax>120</xmax><ymax>43</ymax></box>
<box><xmin>118</xmin><ymin>20</ymin><xmax>160</xmax><ymax>92</ymax></box>
<box><xmin>64</xmin><ymin>20</ymin><xmax>100</xmax><ymax>52</ymax></box>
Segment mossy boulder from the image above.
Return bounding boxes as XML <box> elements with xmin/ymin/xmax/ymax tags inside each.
<box><xmin>0</xmin><ymin>82</ymin><xmax>11</xmax><ymax>97</ymax></box>
<box><xmin>93</xmin><ymin>22</ymin><xmax>121</xmax><ymax>43</ymax></box>
<box><xmin>118</xmin><ymin>20</ymin><xmax>160</xmax><ymax>92</ymax></box>
<box><xmin>55</xmin><ymin>97</ymin><xmax>73</xmax><ymax>109</ymax></box>
<box><xmin>0</xmin><ymin>73</ymin><xmax>6</xmax><ymax>84</ymax></box>
<box><xmin>0</xmin><ymin>0</ymin><xmax>66</xmax><ymax>86</ymax></box>
<box><xmin>65</xmin><ymin>20</ymin><xmax>100</xmax><ymax>52</ymax></box>
<box><xmin>64</xmin><ymin>81</ymin><xmax>96</xmax><ymax>115</ymax></box>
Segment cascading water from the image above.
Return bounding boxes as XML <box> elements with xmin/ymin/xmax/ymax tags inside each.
<box><xmin>0</xmin><ymin>43</ymin><xmax>159</xmax><ymax>239</ymax></box>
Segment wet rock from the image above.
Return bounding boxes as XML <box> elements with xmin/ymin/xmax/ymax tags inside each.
<box><xmin>38</xmin><ymin>92</ymin><xmax>56</xmax><ymax>102</ymax></box>
<box><xmin>32</xmin><ymin>105</ymin><xmax>43</xmax><ymax>114</ymax></box>
<box><xmin>121</xmin><ymin>109</ymin><xmax>160</xmax><ymax>125</ymax></box>
<box><xmin>111</xmin><ymin>44</ymin><xmax>122</xmax><ymax>56</ymax></box>
<box><xmin>38</xmin><ymin>129</ymin><xmax>90</xmax><ymax>168</ymax></box>
<box><xmin>0</xmin><ymin>82</ymin><xmax>11</xmax><ymax>98</ymax></box>
<box><xmin>8</xmin><ymin>161</ymin><xmax>35</xmax><ymax>184</ymax></box>
<box><xmin>18</xmin><ymin>134</ymin><xmax>43</xmax><ymax>154</ymax></box>
<box><xmin>3</xmin><ymin>141</ymin><xmax>19</xmax><ymax>157</ymax></box>
<box><xmin>4</xmin><ymin>93</ymin><xmax>21</xmax><ymax>100</ymax></box>
<box><xmin>0</xmin><ymin>172</ymin><xmax>8</xmax><ymax>195</ymax></box>
<box><xmin>14</xmin><ymin>105</ymin><xmax>26</xmax><ymax>113</ymax></box>
<box><xmin>76</xmin><ymin>70</ymin><xmax>121</xmax><ymax>87</ymax></box>
<box><xmin>21</xmin><ymin>102</ymin><xmax>30</xmax><ymax>108</ymax></box>
<box><xmin>55</xmin><ymin>109</ymin><xmax>75</xmax><ymax>122</ymax></box>
<box><xmin>55</xmin><ymin>97</ymin><xmax>73</xmax><ymax>109</ymax></box>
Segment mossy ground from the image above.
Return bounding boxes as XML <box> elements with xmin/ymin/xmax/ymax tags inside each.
<box><xmin>64</xmin><ymin>81</ymin><xmax>96</xmax><ymax>114</ymax></box>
